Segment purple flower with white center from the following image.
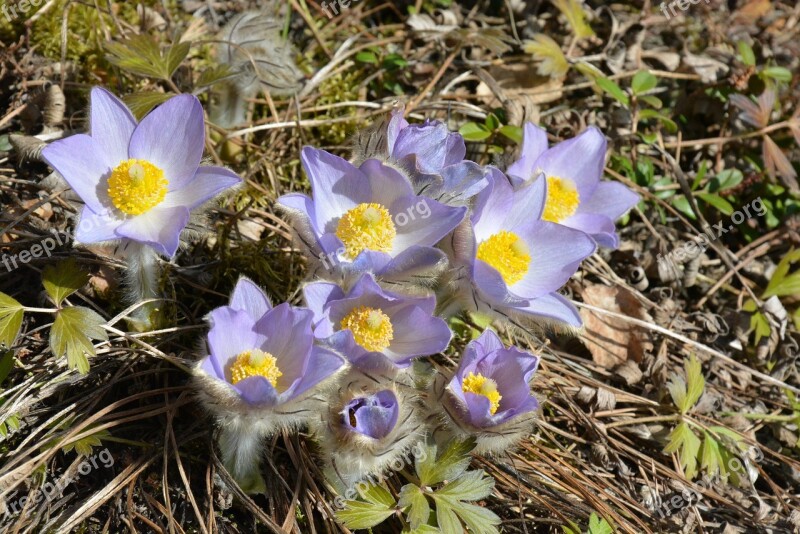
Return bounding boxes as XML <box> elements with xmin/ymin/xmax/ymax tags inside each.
<box><xmin>379</xmin><ymin>107</ymin><xmax>490</xmax><ymax>205</ymax></box>
<box><xmin>342</xmin><ymin>390</ymin><xmax>399</xmax><ymax>440</ymax></box>
<box><xmin>303</xmin><ymin>273</ymin><xmax>452</xmax><ymax>370</ymax></box>
<box><xmin>453</xmin><ymin>168</ymin><xmax>596</xmax><ymax>327</ymax></box>
<box><xmin>198</xmin><ymin>278</ymin><xmax>344</xmax><ymax>406</ymax></box>
<box><xmin>507</xmin><ymin>123</ymin><xmax>640</xmax><ymax>248</ymax></box>
<box><xmin>278</xmin><ymin>147</ymin><xmax>466</xmax><ymax>282</ymax></box>
<box><xmin>448</xmin><ymin>329</ymin><xmax>540</xmax><ymax>428</ymax></box>
<box><xmin>41</xmin><ymin>88</ymin><xmax>242</xmax><ymax>258</ymax></box>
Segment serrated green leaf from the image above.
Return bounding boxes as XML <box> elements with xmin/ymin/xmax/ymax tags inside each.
<box><xmin>165</xmin><ymin>41</ymin><xmax>191</xmax><ymax>78</ymax></box>
<box><xmin>632</xmin><ymin>71</ymin><xmax>657</xmax><ymax>95</ymax></box>
<box><xmin>399</xmin><ymin>484</ymin><xmax>430</xmax><ymax>530</ymax></box>
<box><xmin>196</xmin><ymin>64</ymin><xmax>235</xmax><ymax>87</ymax></box>
<box><xmin>448</xmin><ymin>500</ymin><xmax>500</xmax><ymax>534</ymax></box>
<box><xmin>433</xmin><ymin>499</ymin><xmax>461</xmax><ymax>534</ymax></box>
<box><xmin>684</xmin><ymin>354</ymin><xmax>705</xmax><ymax>413</ymax></box>
<box><xmin>596</xmin><ymin>77</ymin><xmax>629</xmax><ymax>107</ymax></box>
<box><xmin>105</xmin><ymin>35</ymin><xmax>189</xmax><ymax>81</ymax></box>
<box><xmin>405</xmin><ymin>525</ymin><xmax>440</xmax><ymax>534</ymax></box>
<box><xmin>434</xmin><ymin>470</ymin><xmax>494</xmax><ymax>502</ymax></box>
<box><xmin>667</xmin><ymin>375</ymin><xmax>687</xmax><ymax>412</ymax></box>
<box><xmin>358</xmin><ymin>483</ymin><xmax>396</xmax><ymax>508</ymax></box>
<box><xmin>700</xmin><ymin>431</ymin><xmax>723</xmax><ymax>477</ymax></box>
<box><xmin>664</xmin><ymin>421</ymin><xmax>701</xmax><ymax>479</ymax></box>
<box><xmin>50</xmin><ymin>307</ymin><xmax>108</xmax><ymax>374</ymax></box>
<box><xmin>61</xmin><ymin>428</ymin><xmax>111</xmax><ymax>456</ymax></box>
<box><xmin>416</xmin><ymin>438</ymin><xmax>475</xmax><ymax>486</ymax></box>
<box><xmin>750</xmin><ymin>311</ymin><xmax>771</xmax><ymax>344</ymax></box>
<box><xmin>0</xmin><ymin>293</ymin><xmax>24</xmax><ymax>349</ymax></box>
<box><xmin>42</xmin><ymin>259</ymin><xmax>87</xmax><ymax>306</ymax></box>
<box><xmin>459</xmin><ymin>122</ymin><xmax>492</xmax><ymax>142</ymax></box>
<box><xmin>737</xmin><ymin>41</ymin><xmax>756</xmax><ymax>66</ymax></box>
<box><xmin>552</xmin><ymin>0</ymin><xmax>594</xmax><ymax>39</ymax></box>
<box><xmin>336</xmin><ymin>500</ymin><xmax>395</xmax><ymax>529</ymax></box>
<box><xmin>588</xmin><ymin>512</ymin><xmax>614</xmax><ymax>534</ymax></box>
<box><xmin>123</xmin><ymin>92</ymin><xmax>175</xmax><ymax>121</ymax></box>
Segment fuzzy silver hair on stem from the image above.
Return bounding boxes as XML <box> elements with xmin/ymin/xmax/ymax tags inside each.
<box><xmin>313</xmin><ymin>369</ymin><xmax>423</xmax><ymax>492</ymax></box>
<box><xmin>210</xmin><ymin>10</ymin><xmax>304</xmax><ymax>127</ymax></box>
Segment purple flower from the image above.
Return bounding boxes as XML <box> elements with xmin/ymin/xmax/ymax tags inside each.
<box><xmin>304</xmin><ymin>273</ymin><xmax>452</xmax><ymax>370</ymax></box>
<box><xmin>278</xmin><ymin>147</ymin><xmax>466</xmax><ymax>281</ymax></box>
<box><xmin>41</xmin><ymin>88</ymin><xmax>242</xmax><ymax>257</ymax></box>
<box><xmin>507</xmin><ymin>124</ymin><xmax>639</xmax><ymax>248</ymax></box>
<box><xmin>381</xmin><ymin>108</ymin><xmax>489</xmax><ymax>205</ymax></box>
<box><xmin>342</xmin><ymin>390</ymin><xmax>399</xmax><ymax>440</ymax></box>
<box><xmin>448</xmin><ymin>329</ymin><xmax>540</xmax><ymax>428</ymax></box>
<box><xmin>198</xmin><ymin>278</ymin><xmax>344</xmax><ymax>406</ymax></box>
<box><xmin>454</xmin><ymin>168</ymin><xmax>595</xmax><ymax>327</ymax></box>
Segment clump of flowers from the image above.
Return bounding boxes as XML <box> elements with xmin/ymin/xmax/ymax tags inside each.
<box><xmin>40</xmin><ymin>88</ymin><xmax>242</xmax><ymax>329</ymax></box>
<box><xmin>189</xmin><ymin>105</ymin><xmax>639</xmax><ymax>507</ymax></box>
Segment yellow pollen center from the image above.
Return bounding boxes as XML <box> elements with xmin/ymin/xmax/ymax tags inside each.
<box><xmin>107</xmin><ymin>159</ymin><xmax>168</xmax><ymax>215</ymax></box>
<box><xmin>542</xmin><ymin>176</ymin><xmax>580</xmax><ymax>223</ymax></box>
<box><xmin>476</xmin><ymin>230</ymin><xmax>531</xmax><ymax>286</ymax></box>
<box><xmin>462</xmin><ymin>372</ymin><xmax>502</xmax><ymax>415</ymax></box>
<box><xmin>340</xmin><ymin>306</ymin><xmax>394</xmax><ymax>352</ymax></box>
<box><xmin>335</xmin><ymin>203</ymin><xmax>397</xmax><ymax>259</ymax></box>
<box><xmin>229</xmin><ymin>349</ymin><xmax>283</xmax><ymax>387</ymax></box>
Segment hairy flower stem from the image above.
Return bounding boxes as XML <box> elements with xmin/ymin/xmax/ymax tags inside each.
<box><xmin>124</xmin><ymin>243</ymin><xmax>161</xmax><ymax>331</ymax></box>
<box><xmin>219</xmin><ymin>419</ymin><xmax>267</xmax><ymax>494</ymax></box>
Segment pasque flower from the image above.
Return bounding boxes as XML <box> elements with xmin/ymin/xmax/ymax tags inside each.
<box><xmin>343</xmin><ymin>390</ymin><xmax>399</xmax><ymax>440</ymax></box>
<box><xmin>304</xmin><ymin>273</ymin><xmax>451</xmax><ymax>370</ymax></box>
<box><xmin>194</xmin><ymin>278</ymin><xmax>344</xmax><ymax>493</ymax></box>
<box><xmin>433</xmin><ymin>329</ymin><xmax>540</xmax><ymax>455</ymax></box>
<box><xmin>506</xmin><ymin>123</ymin><xmax>639</xmax><ymax>248</ymax></box>
<box><xmin>41</xmin><ymin>88</ymin><xmax>242</xmax><ymax>257</ymax></box>
<box><xmin>444</xmin><ymin>168</ymin><xmax>596</xmax><ymax>327</ymax></box>
<box><xmin>353</xmin><ymin>107</ymin><xmax>489</xmax><ymax>206</ymax></box>
<box><xmin>278</xmin><ymin>147</ymin><xmax>466</xmax><ymax>284</ymax></box>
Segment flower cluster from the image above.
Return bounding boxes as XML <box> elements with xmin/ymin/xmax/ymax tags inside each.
<box><xmin>194</xmin><ymin>108</ymin><xmax>639</xmax><ymax>492</ymax></box>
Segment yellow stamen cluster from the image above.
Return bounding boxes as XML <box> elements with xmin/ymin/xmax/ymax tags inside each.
<box><xmin>229</xmin><ymin>349</ymin><xmax>283</xmax><ymax>387</ymax></box>
<box><xmin>335</xmin><ymin>203</ymin><xmax>396</xmax><ymax>259</ymax></box>
<box><xmin>462</xmin><ymin>372</ymin><xmax>502</xmax><ymax>415</ymax></box>
<box><xmin>340</xmin><ymin>306</ymin><xmax>394</xmax><ymax>352</ymax></box>
<box><xmin>542</xmin><ymin>176</ymin><xmax>580</xmax><ymax>223</ymax></box>
<box><xmin>107</xmin><ymin>159</ymin><xmax>168</xmax><ymax>215</ymax></box>
<box><xmin>476</xmin><ymin>231</ymin><xmax>531</xmax><ymax>286</ymax></box>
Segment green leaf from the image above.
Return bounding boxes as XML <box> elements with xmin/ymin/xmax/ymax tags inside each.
<box><xmin>498</xmin><ymin>125</ymin><xmax>523</xmax><ymax>144</ymax></box>
<box><xmin>355</xmin><ymin>51</ymin><xmax>379</xmax><ymax>64</ymax></box>
<box><xmin>398</xmin><ymin>484</ymin><xmax>430</xmax><ymax>530</ymax></box>
<box><xmin>684</xmin><ymin>354</ymin><xmax>705</xmax><ymax>413</ymax></box>
<box><xmin>358</xmin><ymin>483</ymin><xmax>396</xmax><ymax>508</ymax></box>
<box><xmin>588</xmin><ymin>513</ymin><xmax>614</xmax><ymax>534</ymax></box>
<box><xmin>764</xmin><ymin>248</ymin><xmax>800</xmax><ymax>298</ymax></box>
<box><xmin>638</xmin><ymin>94</ymin><xmax>663</xmax><ymax>109</ymax></box>
<box><xmin>696</xmin><ymin>192</ymin><xmax>734</xmax><ymax>215</ymax></box>
<box><xmin>336</xmin><ymin>500</ymin><xmax>395</xmax><ymax>529</ymax></box>
<box><xmin>50</xmin><ymin>307</ymin><xmax>108</xmax><ymax>374</ymax></box>
<box><xmin>664</xmin><ymin>421</ymin><xmax>701</xmax><ymax>479</ymax></box>
<box><xmin>196</xmin><ymin>64</ymin><xmax>235</xmax><ymax>87</ymax></box>
<box><xmin>434</xmin><ymin>499</ymin><xmax>461</xmax><ymax>533</ymax></box>
<box><xmin>404</xmin><ymin>525</ymin><xmax>440</xmax><ymax>534</ymax></box>
<box><xmin>42</xmin><ymin>259</ymin><xmax>87</xmax><ymax>306</ymax></box>
<box><xmin>737</xmin><ymin>41</ymin><xmax>756</xmax><ymax>67</ymax></box>
<box><xmin>123</xmin><ymin>92</ymin><xmax>175</xmax><ymax>121</ymax></box>
<box><xmin>416</xmin><ymin>438</ymin><xmax>475</xmax><ymax>487</ymax></box>
<box><xmin>484</xmin><ymin>113</ymin><xmax>501</xmax><ymax>131</ymax></box>
<box><xmin>711</xmin><ymin>169</ymin><xmax>744</xmax><ymax>192</ymax></box>
<box><xmin>552</xmin><ymin>0</ymin><xmax>594</xmax><ymax>39</ymax></box>
<box><xmin>105</xmin><ymin>36</ymin><xmax>189</xmax><ymax>80</ymax></box>
<box><xmin>700</xmin><ymin>431</ymin><xmax>723</xmax><ymax>477</ymax></box>
<box><xmin>434</xmin><ymin>470</ymin><xmax>494</xmax><ymax>502</ymax></box>
<box><xmin>631</xmin><ymin>71</ymin><xmax>657</xmax><ymax>95</ymax></box>
<box><xmin>638</xmin><ymin>109</ymin><xmax>677</xmax><ymax>133</ymax></box>
<box><xmin>382</xmin><ymin>53</ymin><xmax>408</xmax><ymax>70</ymax></box>
<box><xmin>0</xmin><ymin>293</ymin><xmax>24</xmax><ymax>349</ymax></box>
<box><xmin>596</xmin><ymin>77</ymin><xmax>629</xmax><ymax>107</ymax></box>
<box><xmin>459</xmin><ymin>122</ymin><xmax>492</xmax><ymax>142</ymax></box>
<box><xmin>61</xmin><ymin>427</ymin><xmax>111</xmax><ymax>456</ymax></box>
<box><xmin>761</xmin><ymin>66</ymin><xmax>792</xmax><ymax>83</ymax></box>
<box><xmin>449</xmin><ymin>500</ymin><xmax>500</xmax><ymax>534</ymax></box>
